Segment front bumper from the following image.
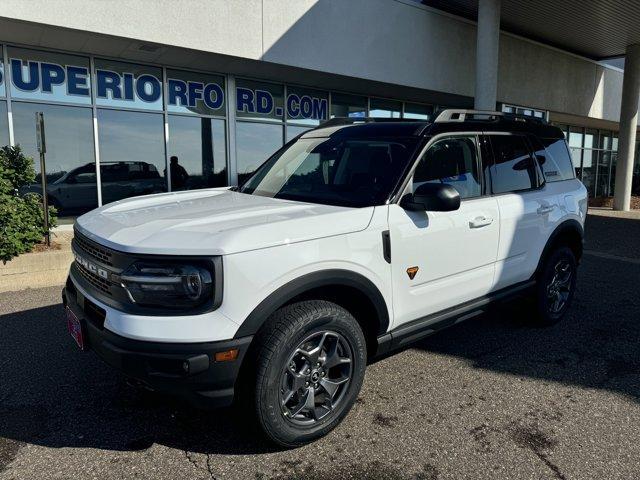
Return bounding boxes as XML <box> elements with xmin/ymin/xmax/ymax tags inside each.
<box><xmin>62</xmin><ymin>279</ymin><xmax>252</xmax><ymax>409</ymax></box>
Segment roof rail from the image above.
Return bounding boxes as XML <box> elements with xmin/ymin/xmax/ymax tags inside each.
<box><xmin>434</xmin><ymin>109</ymin><xmax>547</xmax><ymax>124</ymax></box>
<box><xmin>319</xmin><ymin>117</ymin><xmax>425</xmax><ymax>128</ymax></box>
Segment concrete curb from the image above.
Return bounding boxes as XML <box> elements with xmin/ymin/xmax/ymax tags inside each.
<box><xmin>0</xmin><ymin>232</ymin><xmax>73</xmax><ymax>294</ymax></box>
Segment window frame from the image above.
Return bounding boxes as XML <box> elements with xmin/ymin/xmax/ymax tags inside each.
<box><xmin>483</xmin><ymin>132</ymin><xmax>546</xmax><ymax>196</ymax></box>
<box><xmin>394</xmin><ymin>132</ymin><xmax>487</xmax><ymax>204</ymax></box>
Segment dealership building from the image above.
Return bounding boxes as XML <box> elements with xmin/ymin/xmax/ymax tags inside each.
<box><xmin>0</xmin><ymin>0</ymin><xmax>639</xmax><ymax>220</ymax></box>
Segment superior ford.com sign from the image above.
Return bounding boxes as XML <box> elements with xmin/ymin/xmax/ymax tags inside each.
<box><xmin>5</xmin><ymin>58</ymin><xmax>328</xmax><ymax>121</ymax></box>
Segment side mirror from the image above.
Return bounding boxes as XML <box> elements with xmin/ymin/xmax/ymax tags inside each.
<box><xmin>400</xmin><ymin>183</ymin><xmax>461</xmax><ymax>212</ymax></box>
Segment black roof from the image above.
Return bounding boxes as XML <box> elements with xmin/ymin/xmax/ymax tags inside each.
<box><xmin>307</xmin><ymin>113</ymin><xmax>564</xmax><ymax>140</ymax></box>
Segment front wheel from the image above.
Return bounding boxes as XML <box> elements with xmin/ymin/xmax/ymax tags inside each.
<box><xmin>252</xmin><ymin>300</ymin><xmax>367</xmax><ymax>447</ymax></box>
<box><xmin>534</xmin><ymin>246</ymin><xmax>577</xmax><ymax>326</ymax></box>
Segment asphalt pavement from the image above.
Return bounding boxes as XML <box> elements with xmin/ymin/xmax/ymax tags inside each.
<box><xmin>1</xmin><ymin>212</ymin><xmax>639</xmax><ymax>480</ymax></box>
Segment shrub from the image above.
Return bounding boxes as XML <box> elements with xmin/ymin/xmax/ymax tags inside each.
<box><xmin>0</xmin><ymin>145</ymin><xmax>57</xmax><ymax>263</ymax></box>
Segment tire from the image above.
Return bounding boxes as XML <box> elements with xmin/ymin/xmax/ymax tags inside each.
<box><xmin>534</xmin><ymin>246</ymin><xmax>577</xmax><ymax>326</ymax></box>
<box><xmin>251</xmin><ymin>300</ymin><xmax>367</xmax><ymax>447</ymax></box>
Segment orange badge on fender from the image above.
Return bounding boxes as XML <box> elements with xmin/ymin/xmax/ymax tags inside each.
<box><xmin>406</xmin><ymin>266</ymin><xmax>419</xmax><ymax>280</ymax></box>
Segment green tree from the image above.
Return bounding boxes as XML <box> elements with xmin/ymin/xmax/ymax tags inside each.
<box><xmin>0</xmin><ymin>145</ymin><xmax>57</xmax><ymax>263</ymax></box>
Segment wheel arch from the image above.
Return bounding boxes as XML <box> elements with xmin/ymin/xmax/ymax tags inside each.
<box><xmin>234</xmin><ymin>269</ymin><xmax>390</xmax><ymax>358</ymax></box>
<box><xmin>535</xmin><ymin>219</ymin><xmax>584</xmax><ymax>277</ymax></box>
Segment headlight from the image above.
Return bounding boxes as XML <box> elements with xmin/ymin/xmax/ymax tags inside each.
<box><xmin>120</xmin><ymin>262</ymin><xmax>214</xmax><ymax>309</ymax></box>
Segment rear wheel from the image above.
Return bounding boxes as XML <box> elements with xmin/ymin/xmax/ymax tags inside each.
<box><xmin>251</xmin><ymin>300</ymin><xmax>366</xmax><ymax>447</ymax></box>
<box><xmin>534</xmin><ymin>246</ymin><xmax>577</xmax><ymax>326</ymax></box>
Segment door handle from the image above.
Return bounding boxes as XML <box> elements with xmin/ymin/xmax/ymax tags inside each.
<box><xmin>469</xmin><ymin>216</ymin><xmax>493</xmax><ymax>228</ymax></box>
<box><xmin>537</xmin><ymin>205</ymin><xmax>555</xmax><ymax>215</ymax></box>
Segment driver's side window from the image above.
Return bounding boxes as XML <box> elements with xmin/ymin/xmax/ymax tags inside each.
<box><xmin>412</xmin><ymin>136</ymin><xmax>481</xmax><ymax>199</ymax></box>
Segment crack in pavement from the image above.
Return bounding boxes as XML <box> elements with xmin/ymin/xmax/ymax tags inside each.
<box><xmin>183</xmin><ymin>449</ymin><xmax>217</xmax><ymax>480</ymax></box>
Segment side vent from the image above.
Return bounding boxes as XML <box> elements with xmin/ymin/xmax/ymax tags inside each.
<box><xmin>382</xmin><ymin>230</ymin><xmax>391</xmax><ymax>264</ymax></box>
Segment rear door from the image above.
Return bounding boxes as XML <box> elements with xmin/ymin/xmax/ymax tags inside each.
<box><xmin>388</xmin><ymin>134</ymin><xmax>500</xmax><ymax>328</ymax></box>
<box><xmin>484</xmin><ymin>133</ymin><xmax>559</xmax><ymax>290</ymax></box>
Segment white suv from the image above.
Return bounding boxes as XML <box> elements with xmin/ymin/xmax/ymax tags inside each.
<box><xmin>62</xmin><ymin>110</ymin><xmax>587</xmax><ymax>446</ymax></box>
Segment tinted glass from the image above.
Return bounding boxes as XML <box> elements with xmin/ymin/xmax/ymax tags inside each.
<box><xmin>0</xmin><ymin>46</ymin><xmax>5</xmax><ymax>97</ymax></box>
<box><xmin>12</xmin><ymin>102</ymin><xmax>96</xmax><ymax>217</ymax></box>
<box><xmin>488</xmin><ymin>135</ymin><xmax>538</xmax><ymax>193</ymax></box>
<box><xmin>531</xmin><ymin>137</ymin><xmax>575</xmax><ymax>182</ymax></box>
<box><xmin>236</xmin><ymin>79</ymin><xmax>284</xmax><ymax>122</ymax></box>
<box><xmin>240</xmin><ymin>136</ymin><xmax>418</xmax><ymax>208</ymax></box>
<box><xmin>166</xmin><ymin>69</ymin><xmax>225</xmax><ymax>117</ymax></box>
<box><xmin>286</xmin><ymin>86</ymin><xmax>328</xmax><ymax>126</ymax></box>
<box><xmin>8</xmin><ymin>47</ymin><xmax>91</xmax><ymax>105</ymax></box>
<box><xmin>413</xmin><ymin>136</ymin><xmax>481</xmax><ymax>199</ymax></box>
<box><xmin>0</xmin><ymin>101</ymin><xmax>8</xmax><ymax>147</ymax></box>
<box><xmin>403</xmin><ymin>103</ymin><xmax>433</xmax><ymax>120</ymax></box>
<box><xmin>330</xmin><ymin>93</ymin><xmax>367</xmax><ymax>118</ymax></box>
<box><xmin>236</xmin><ymin>122</ymin><xmax>283</xmax><ymax>185</ymax></box>
<box><xmin>167</xmin><ymin>115</ymin><xmax>227</xmax><ymax>190</ymax></box>
<box><xmin>94</xmin><ymin>58</ymin><xmax>163</xmax><ymax>111</ymax></box>
<box><xmin>97</xmin><ymin>109</ymin><xmax>166</xmax><ymax>204</ymax></box>
<box><xmin>369</xmin><ymin>98</ymin><xmax>401</xmax><ymax>118</ymax></box>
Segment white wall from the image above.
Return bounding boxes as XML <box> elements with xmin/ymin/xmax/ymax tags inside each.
<box><xmin>0</xmin><ymin>0</ymin><xmax>625</xmax><ymax>123</ymax></box>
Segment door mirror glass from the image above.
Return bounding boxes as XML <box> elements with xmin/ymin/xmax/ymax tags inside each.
<box><xmin>401</xmin><ymin>182</ymin><xmax>461</xmax><ymax>211</ymax></box>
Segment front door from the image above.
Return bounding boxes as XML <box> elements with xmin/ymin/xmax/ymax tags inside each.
<box><xmin>388</xmin><ymin>134</ymin><xmax>500</xmax><ymax>329</ymax></box>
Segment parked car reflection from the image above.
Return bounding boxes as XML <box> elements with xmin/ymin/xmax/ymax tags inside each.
<box><xmin>20</xmin><ymin>161</ymin><xmax>165</xmax><ymax>217</ymax></box>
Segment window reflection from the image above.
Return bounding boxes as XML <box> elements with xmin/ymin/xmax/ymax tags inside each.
<box><xmin>97</xmin><ymin>109</ymin><xmax>166</xmax><ymax>204</ymax></box>
<box><xmin>330</xmin><ymin>93</ymin><xmax>367</xmax><ymax>118</ymax></box>
<box><xmin>403</xmin><ymin>103</ymin><xmax>434</xmax><ymax>120</ymax></box>
<box><xmin>236</xmin><ymin>121</ymin><xmax>283</xmax><ymax>185</ymax></box>
<box><xmin>369</xmin><ymin>98</ymin><xmax>401</xmax><ymax>118</ymax></box>
<box><xmin>12</xmin><ymin>102</ymin><xmax>96</xmax><ymax>218</ymax></box>
<box><xmin>0</xmin><ymin>101</ymin><xmax>9</xmax><ymax>146</ymax></box>
<box><xmin>286</xmin><ymin>125</ymin><xmax>310</xmax><ymax>142</ymax></box>
<box><xmin>167</xmin><ymin>115</ymin><xmax>227</xmax><ymax>190</ymax></box>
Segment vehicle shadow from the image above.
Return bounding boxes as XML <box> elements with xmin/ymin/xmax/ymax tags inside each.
<box><xmin>0</xmin><ymin>302</ymin><xmax>279</xmax><ymax>456</ymax></box>
<box><xmin>410</xmin><ymin>212</ymin><xmax>640</xmax><ymax>404</ymax></box>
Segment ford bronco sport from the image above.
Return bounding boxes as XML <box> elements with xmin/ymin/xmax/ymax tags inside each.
<box><xmin>62</xmin><ymin>109</ymin><xmax>587</xmax><ymax>446</ymax></box>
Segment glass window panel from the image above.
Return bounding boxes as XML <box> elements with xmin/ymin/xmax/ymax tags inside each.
<box><xmin>286</xmin><ymin>125</ymin><xmax>311</xmax><ymax>142</ymax></box>
<box><xmin>167</xmin><ymin>115</ymin><xmax>227</xmax><ymax>191</ymax></box>
<box><xmin>612</xmin><ymin>136</ymin><xmax>618</xmax><ymax>152</ymax></box>
<box><xmin>413</xmin><ymin>136</ymin><xmax>481</xmax><ymax>199</ymax></box>
<box><xmin>166</xmin><ymin>69</ymin><xmax>225</xmax><ymax>117</ymax></box>
<box><xmin>488</xmin><ymin>135</ymin><xmax>538</xmax><ymax>193</ymax></box>
<box><xmin>568</xmin><ymin>127</ymin><xmax>583</xmax><ymax>149</ymax></box>
<box><xmin>97</xmin><ymin>109</ymin><xmax>166</xmax><ymax>204</ymax></box>
<box><xmin>12</xmin><ymin>102</ymin><xmax>96</xmax><ymax>217</ymax></box>
<box><xmin>94</xmin><ymin>58</ymin><xmax>162</xmax><ymax>111</ymax></box>
<box><xmin>236</xmin><ymin>121</ymin><xmax>283</xmax><ymax>185</ymax></box>
<box><xmin>369</xmin><ymin>98</ymin><xmax>401</xmax><ymax>118</ymax></box>
<box><xmin>0</xmin><ymin>46</ymin><xmax>5</xmax><ymax>97</ymax></box>
<box><xmin>598</xmin><ymin>131</ymin><xmax>612</xmax><ymax>150</ymax></box>
<box><xmin>330</xmin><ymin>93</ymin><xmax>367</xmax><ymax>118</ymax></box>
<box><xmin>0</xmin><ymin>101</ymin><xmax>8</xmax><ymax>146</ymax></box>
<box><xmin>584</xmin><ymin>129</ymin><xmax>596</xmax><ymax>149</ymax></box>
<box><xmin>236</xmin><ymin>78</ymin><xmax>284</xmax><ymax>122</ymax></box>
<box><xmin>286</xmin><ymin>86</ymin><xmax>328</xmax><ymax>126</ymax></box>
<box><xmin>403</xmin><ymin>103</ymin><xmax>434</xmax><ymax>120</ymax></box>
<box><xmin>8</xmin><ymin>47</ymin><xmax>91</xmax><ymax>105</ymax></box>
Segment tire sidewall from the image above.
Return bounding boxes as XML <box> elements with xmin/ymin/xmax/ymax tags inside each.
<box><xmin>256</xmin><ymin>303</ymin><xmax>367</xmax><ymax>447</ymax></box>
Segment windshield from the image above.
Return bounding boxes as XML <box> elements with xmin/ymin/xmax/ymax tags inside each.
<box><xmin>239</xmin><ymin>136</ymin><xmax>418</xmax><ymax>207</ymax></box>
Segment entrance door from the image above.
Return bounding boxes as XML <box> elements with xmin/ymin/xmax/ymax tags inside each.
<box><xmin>388</xmin><ymin>134</ymin><xmax>500</xmax><ymax>329</ymax></box>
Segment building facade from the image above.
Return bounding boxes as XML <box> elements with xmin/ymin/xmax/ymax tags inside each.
<box><xmin>0</xmin><ymin>0</ymin><xmax>637</xmax><ymax>220</ymax></box>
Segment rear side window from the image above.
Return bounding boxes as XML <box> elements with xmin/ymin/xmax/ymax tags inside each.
<box><xmin>530</xmin><ymin>136</ymin><xmax>576</xmax><ymax>182</ymax></box>
<box><xmin>487</xmin><ymin>135</ymin><xmax>539</xmax><ymax>194</ymax></box>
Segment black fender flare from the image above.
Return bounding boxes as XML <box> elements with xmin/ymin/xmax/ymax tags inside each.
<box><xmin>233</xmin><ymin>269</ymin><xmax>390</xmax><ymax>338</ymax></box>
<box><xmin>535</xmin><ymin>219</ymin><xmax>584</xmax><ymax>276</ymax></box>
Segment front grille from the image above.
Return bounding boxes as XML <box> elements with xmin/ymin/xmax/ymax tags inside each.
<box><xmin>74</xmin><ymin>231</ymin><xmax>113</xmax><ymax>266</ymax></box>
<box><xmin>76</xmin><ymin>262</ymin><xmax>113</xmax><ymax>295</ymax></box>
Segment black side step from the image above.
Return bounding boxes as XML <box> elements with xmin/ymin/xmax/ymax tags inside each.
<box><xmin>375</xmin><ymin>280</ymin><xmax>535</xmax><ymax>358</ymax></box>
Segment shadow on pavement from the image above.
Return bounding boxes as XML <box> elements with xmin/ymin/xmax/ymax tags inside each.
<box><xmin>0</xmin><ymin>213</ymin><xmax>638</xmax><ymax>456</ymax></box>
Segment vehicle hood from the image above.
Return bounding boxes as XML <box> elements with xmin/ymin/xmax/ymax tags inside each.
<box><xmin>75</xmin><ymin>188</ymin><xmax>375</xmax><ymax>255</ymax></box>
